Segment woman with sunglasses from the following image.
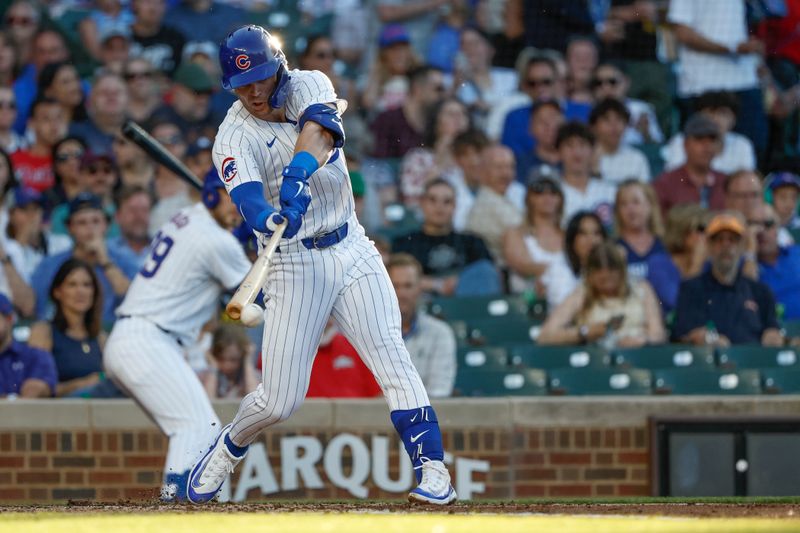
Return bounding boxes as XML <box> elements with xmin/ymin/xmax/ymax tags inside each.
<box><xmin>299</xmin><ymin>35</ymin><xmax>356</xmax><ymax>106</ymax></box>
<box><xmin>664</xmin><ymin>204</ymin><xmax>711</xmax><ymax>279</ymax></box>
<box><xmin>47</xmin><ymin>136</ymin><xmax>88</xmax><ymax>208</ymax></box>
<box><xmin>122</xmin><ymin>57</ymin><xmax>161</xmax><ymax>124</ymax></box>
<box><xmin>503</xmin><ymin>175</ymin><xmax>569</xmax><ymax>308</ymax></box>
<box><xmin>614</xmin><ymin>179</ymin><xmax>681</xmax><ymax>314</ymax></box>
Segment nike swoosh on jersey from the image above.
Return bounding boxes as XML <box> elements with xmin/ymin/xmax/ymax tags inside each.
<box><xmin>266</xmin><ymin>136</ymin><xmax>277</xmax><ymax>148</ymax></box>
<box><xmin>410</xmin><ymin>430</ymin><xmax>430</xmax><ymax>443</ymax></box>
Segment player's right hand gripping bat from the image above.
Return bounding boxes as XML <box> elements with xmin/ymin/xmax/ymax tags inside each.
<box><xmin>226</xmin><ymin>221</ymin><xmax>287</xmax><ymax>324</ymax></box>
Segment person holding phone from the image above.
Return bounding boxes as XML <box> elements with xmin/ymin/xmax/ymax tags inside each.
<box><xmin>537</xmin><ymin>241</ymin><xmax>666</xmax><ymax>347</ymax></box>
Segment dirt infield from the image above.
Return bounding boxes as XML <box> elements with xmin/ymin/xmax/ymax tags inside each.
<box><xmin>1</xmin><ymin>501</ymin><xmax>798</xmax><ymax>519</ymax></box>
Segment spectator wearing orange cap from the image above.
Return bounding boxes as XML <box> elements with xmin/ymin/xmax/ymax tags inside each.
<box><xmin>672</xmin><ymin>211</ymin><xmax>784</xmax><ymax>346</ymax></box>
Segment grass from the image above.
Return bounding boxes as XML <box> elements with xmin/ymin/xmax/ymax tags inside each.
<box><xmin>2</xmin><ymin>513</ymin><xmax>800</xmax><ymax>533</ymax></box>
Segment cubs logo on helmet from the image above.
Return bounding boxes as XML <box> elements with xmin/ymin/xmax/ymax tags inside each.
<box><xmin>221</xmin><ymin>157</ymin><xmax>238</xmax><ymax>182</ymax></box>
<box><xmin>235</xmin><ymin>54</ymin><xmax>250</xmax><ymax>70</ymax></box>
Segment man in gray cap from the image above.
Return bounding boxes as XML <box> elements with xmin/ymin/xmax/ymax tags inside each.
<box><xmin>653</xmin><ymin>113</ymin><xmax>728</xmax><ymax>217</ymax></box>
<box><xmin>150</xmin><ymin>62</ymin><xmax>219</xmax><ymax>143</ymax></box>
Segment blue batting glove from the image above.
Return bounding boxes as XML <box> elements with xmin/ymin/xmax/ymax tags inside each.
<box><xmin>263</xmin><ymin>212</ymin><xmax>285</xmax><ymax>236</ymax></box>
<box><xmin>279</xmin><ymin>167</ymin><xmax>312</xmax><ymax>215</ymax></box>
<box><xmin>279</xmin><ymin>209</ymin><xmax>303</xmax><ymax>239</ymax></box>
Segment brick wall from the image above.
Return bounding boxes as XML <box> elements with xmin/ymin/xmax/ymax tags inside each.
<box><xmin>2</xmin><ymin>397</ymin><xmax>797</xmax><ymax>503</ymax></box>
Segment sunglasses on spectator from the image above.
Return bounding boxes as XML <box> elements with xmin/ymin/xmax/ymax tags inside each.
<box><xmin>313</xmin><ymin>50</ymin><xmax>334</xmax><ymax>59</ymax></box>
<box><xmin>55</xmin><ymin>150</ymin><xmax>85</xmax><ymax>162</ymax></box>
<box><xmin>529</xmin><ymin>182</ymin><xmax>559</xmax><ymax>195</ymax></box>
<box><xmin>156</xmin><ymin>134</ymin><xmax>183</xmax><ymax>146</ymax></box>
<box><xmin>526</xmin><ymin>78</ymin><xmax>554</xmax><ymax>88</ymax></box>
<box><xmin>125</xmin><ymin>71</ymin><xmax>153</xmax><ymax>81</ymax></box>
<box><xmin>592</xmin><ymin>77</ymin><xmax>620</xmax><ymax>88</ymax></box>
<box><xmin>748</xmin><ymin>218</ymin><xmax>776</xmax><ymax>230</ymax></box>
<box><xmin>0</xmin><ymin>101</ymin><xmax>15</xmax><ymax>110</ymax></box>
<box><xmin>88</xmin><ymin>164</ymin><xmax>114</xmax><ymax>174</ymax></box>
<box><xmin>5</xmin><ymin>16</ymin><xmax>34</xmax><ymax>26</ymax></box>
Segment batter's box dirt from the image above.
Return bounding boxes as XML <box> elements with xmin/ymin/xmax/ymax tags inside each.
<box><xmin>2</xmin><ymin>500</ymin><xmax>799</xmax><ymax>518</ymax></box>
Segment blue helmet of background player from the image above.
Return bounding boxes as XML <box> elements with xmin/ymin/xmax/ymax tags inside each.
<box><xmin>219</xmin><ymin>25</ymin><xmax>290</xmax><ymax>108</ymax></box>
<box><xmin>202</xmin><ymin>166</ymin><xmax>226</xmax><ymax>209</ymax></box>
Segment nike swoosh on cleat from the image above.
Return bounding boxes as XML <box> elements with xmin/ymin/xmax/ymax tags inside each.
<box><xmin>266</xmin><ymin>137</ymin><xmax>277</xmax><ymax>148</ymax></box>
<box><xmin>410</xmin><ymin>430</ymin><xmax>429</xmax><ymax>443</ymax></box>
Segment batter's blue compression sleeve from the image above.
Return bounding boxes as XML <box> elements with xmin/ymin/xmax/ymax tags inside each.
<box><xmin>229</xmin><ymin>181</ymin><xmax>276</xmax><ymax>232</ymax></box>
<box><xmin>391</xmin><ymin>406</ymin><xmax>444</xmax><ymax>483</ymax></box>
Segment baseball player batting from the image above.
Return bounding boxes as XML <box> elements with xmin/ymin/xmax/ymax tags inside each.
<box><xmin>103</xmin><ymin>170</ymin><xmax>252</xmax><ymax>501</ymax></box>
<box><xmin>188</xmin><ymin>25</ymin><xmax>456</xmax><ymax>505</ymax></box>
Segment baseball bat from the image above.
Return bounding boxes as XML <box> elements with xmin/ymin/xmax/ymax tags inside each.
<box><xmin>226</xmin><ymin>222</ymin><xmax>286</xmax><ymax>320</ymax></box>
<box><xmin>121</xmin><ymin>119</ymin><xmax>203</xmax><ymax>190</ymax></box>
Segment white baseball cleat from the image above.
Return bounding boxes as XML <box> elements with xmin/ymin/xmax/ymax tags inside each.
<box><xmin>187</xmin><ymin>424</ymin><xmax>244</xmax><ymax>504</ymax></box>
<box><xmin>408</xmin><ymin>459</ymin><xmax>457</xmax><ymax>505</ymax></box>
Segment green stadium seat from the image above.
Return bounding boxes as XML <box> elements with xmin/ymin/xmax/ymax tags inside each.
<box><xmin>454</xmin><ymin>368</ymin><xmax>548</xmax><ymax>397</ymax></box>
<box><xmin>761</xmin><ymin>368</ymin><xmax>800</xmax><ymax>394</ymax></box>
<box><xmin>612</xmin><ymin>344</ymin><xmax>715</xmax><ymax>370</ymax></box>
<box><xmin>652</xmin><ymin>369</ymin><xmax>761</xmax><ymax>395</ymax></box>
<box><xmin>717</xmin><ymin>345</ymin><xmax>799</xmax><ymax>370</ymax></box>
<box><xmin>508</xmin><ymin>344</ymin><xmax>610</xmax><ymax>369</ymax></box>
<box><xmin>457</xmin><ymin>346</ymin><xmax>510</xmax><ymax>371</ymax></box>
<box><xmin>548</xmin><ymin>368</ymin><xmax>651</xmax><ymax>396</ymax></box>
<box><xmin>429</xmin><ymin>294</ymin><xmax>530</xmax><ymax>322</ymax></box>
<box><xmin>466</xmin><ymin>317</ymin><xmax>541</xmax><ymax>346</ymax></box>
<box><xmin>782</xmin><ymin>320</ymin><xmax>800</xmax><ymax>339</ymax></box>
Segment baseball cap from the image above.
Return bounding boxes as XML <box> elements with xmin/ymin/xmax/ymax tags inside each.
<box><xmin>378</xmin><ymin>24</ymin><xmax>410</xmax><ymax>48</ymax></box>
<box><xmin>10</xmin><ymin>187</ymin><xmax>42</xmax><ymax>209</ymax></box>
<box><xmin>99</xmin><ymin>22</ymin><xmax>131</xmax><ymax>44</ymax></box>
<box><xmin>81</xmin><ymin>150</ymin><xmax>116</xmax><ymax>169</ymax></box>
<box><xmin>186</xmin><ymin>136</ymin><xmax>212</xmax><ymax>158</ymax></box>
<box><xmin>182</xmin><ymin>40</ymin><xmax>217</xmax><ymax>62</ymax></box>
<box><xmin>684</xmin><ymin>113</ymin><xmax>721</xmax><ymax>139</ymax></box>
<box><xmin>0</xmin><ymin>294</ymin><xmax>13</xmax><ymax>316</ymax></box>
<box><xmin>766</xmin><ymin>171</ymin><xmax>800</xmax><ymax>192</ymax></box>
<box><xmin>526</xmin><ymin>173</ymin><xmax>562</xmax><ymax>196</ymax></box>
<box><xmin>173</xmin><ymin>62</ymin><xmax>214</xmax><ymax>93</ymax></box>
<box><xmin>67</xmin><ymin>192</ymin><xmax>105</xmax><ymax>220</ymax></box>
<box><xmin>706</xmin><ymin>213</ymin><xmax>745</xmax><ymax>238</ymax></box>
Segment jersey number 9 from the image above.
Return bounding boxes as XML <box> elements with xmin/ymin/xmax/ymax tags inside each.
<box><xmin>140</xmin><ymin>232</ymin><xmax>175</xmax><ymax>278</ymax></box>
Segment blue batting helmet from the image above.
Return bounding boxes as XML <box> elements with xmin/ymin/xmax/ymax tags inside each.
<box><xmin>219</xmin><ymin>25</ymin><xmax>290</xmax><ymax>107</ymax></box>
<box><xmin>202</xmin><ymin>166</ymin><xmax>225</xmax><ymax>209</ymax></box>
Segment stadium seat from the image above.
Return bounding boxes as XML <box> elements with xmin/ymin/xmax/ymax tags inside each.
<box><xmin>652</xmin><ymin>369</ymin><xmax>761</xmax><ymax>395</ymax></box>
<box><xmin>548</xmin><ymin>368</ymin><xmax>651</xmax><ymax>396</ymax></box>
<box><xmin>761</xmin><ymin>368</ymin><xmax>800</xmax><ymax>394</ymax></box>
<box><xmin>429</xmin><ymin>294</ymin><xmax>530</xmax><ymax>322</ymax></box>
<box><xmin>782</xmin><ymin>320</ymin><xmax>800</xmax><ymax>339</ymax></box>
<box><xmin>454</xmin><ymin>368</ymin><xmax>548</xmax><ymax>397</ymax></box>
<box><xmin>466</xmin><ymin>317</ymin><xmax>541</xmax><ymax>346</ymax></box>
<box><xmin>457</xmin><ymin>346</ymin><xmax>510</xmax><ymax>371</ymax></box>
<box><xmin>717</xmin><ymin>345</ymin><xmax>800</xmax><ymax>370</ymax></box>
<box><xmin>508</xmin><ymin>344</ymin><xmax>610</xmax><ymax>369</ymax></box>
<box><xmin>612</xmin><ymin>344</ymin><xmax>715</xmax><ymax>370</ymax></box>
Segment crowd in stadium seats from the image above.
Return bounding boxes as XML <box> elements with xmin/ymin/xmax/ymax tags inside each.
<box><xmin>2</xmin><ymin>0</ymin><xmax>800</xmax><ymax>400</ymax></box>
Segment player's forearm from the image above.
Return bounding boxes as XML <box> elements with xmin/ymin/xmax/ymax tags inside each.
<box><xmin>294</xmin><ymin>120</ymin><xmax>335</xmax><ymax>167</ymax></box>
<box><xmin>230</xmin><ymin>182</ymin><xmax>276</xmax><ymax>232</ymax></box>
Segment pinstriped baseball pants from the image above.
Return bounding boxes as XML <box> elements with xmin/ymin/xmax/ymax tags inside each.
<box><xmin>229</xmin><ymin>221</ymin><xmax>430</xmax><ymax>446</ymax></box>
<box><xmin>104</xmin><ymin>317</ymin><xmax>221</xmax><ymax>476</ymax></box>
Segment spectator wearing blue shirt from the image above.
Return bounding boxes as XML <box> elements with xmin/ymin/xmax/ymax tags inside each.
<box><xmin>500</xmin><ymin>55</ymin><xmax>591</xmax><ymax>165</ymax></box>
<box><xmin>30</xmin><ymin>192</ymin><xmax>138</xmax><ymax>325</ymax></box>
<box><xmin>614</xmin><ymin>179</ymin><xmax>681</xmax><ymax>314</ymax></box>
<box><xmin>754</xmin><ymin>202</ymin><xmax>800</xmax><ymax>321</ymax></box>
<box><xmin>167</xmin><ymin>0</ymin><xmax>245</xmax><ymax>49</ymax></box>
<box><xmin>673</xmin><ymin>212</ymin><xmax>784</xmax><ymax>346</ymax></box>
<box><xmin>0</xmin><ymin>293</ymin><xmax>56</xmax><ymax>398</ymax></box>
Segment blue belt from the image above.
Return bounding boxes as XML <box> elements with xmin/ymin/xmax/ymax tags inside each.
<box><xmin>299</xmin><ymin>222</ymin><xmax>348</xmax><ymax>250</ymax></box>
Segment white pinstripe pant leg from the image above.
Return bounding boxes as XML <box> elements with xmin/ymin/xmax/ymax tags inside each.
<box><xmin>331</xmin><ymin>235</ymin><xmax>430</xmax><ymax>411</ymax></box>
<box><xmin>103</xmin><ymin>318</ymin><xmax>221</xmax><ymax>477</ymax></box>
<box><xmin>228</xmin><ymin>248</ymin><xmax>339</xmax><ymax>447</ymax></box>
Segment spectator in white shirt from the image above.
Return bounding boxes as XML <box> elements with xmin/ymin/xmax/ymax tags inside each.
<box><xmin>590</xmin><ymin>61</ymin><xmax>663</xmax><ymax>145</ymax></box>
<box><xmin>590</xmin><ymin>98</ymin><xmax>651</xmax><ymax>185</ymax></box>
<box><xmin>556</xmin><ymin>122</ymin><xmax>616</xmax><ymax>227</ymax></box>
<box><xmin>661</xmin><ymin>91</ymin><xmax>756</xmax><ymax>175</ymax></box>
<box><xmin>387</xmin><ymin>253</ymin><xmax>456</xmax><ymax>398</ymax></box>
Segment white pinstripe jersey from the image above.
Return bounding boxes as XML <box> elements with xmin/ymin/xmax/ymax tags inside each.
<box><xmin>212</xmin><ymin>69</ymin><xmax>354</xmax><ymax>247</ymax></box>
<box><xmin>116</xmin><ymin>203</ymin><xmax>251</xmax><ymax>343</ymax></box>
